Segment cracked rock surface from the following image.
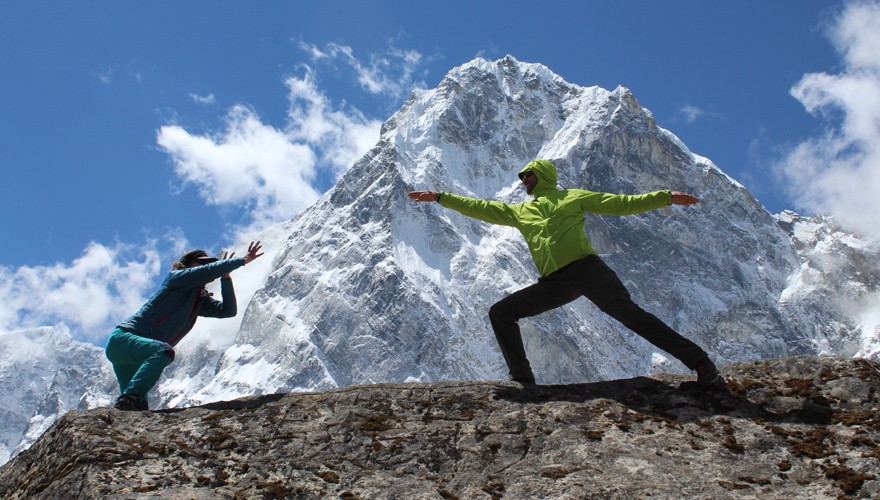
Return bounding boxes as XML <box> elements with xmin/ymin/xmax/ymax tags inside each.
<box><xmin>0</xmin><ymin>356</ymin><xmax>878</xmax><ymax>499</ymax></box>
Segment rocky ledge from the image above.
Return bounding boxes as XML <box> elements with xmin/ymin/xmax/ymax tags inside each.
<box><xmin>0</xmin><ymin>356</ymin><xmax>878</xmax><ymax>499</ymax></box>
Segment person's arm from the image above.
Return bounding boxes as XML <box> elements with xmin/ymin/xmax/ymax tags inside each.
<box><xmin>199</xmin><ymin>278</ymin><xmax>237</xmax><ymax>318</ymax></box>
<box><xmin>576</xmin><ymin>189</ymin><xmax>698</xmax><ymax>215</ymax></box>
<box><xmin>167</xmin><ymin>258</ymin><xmax>245</xmax><ymax>288</ymax></box>
<box><xmin>195</xmin><ymin>241</ymin><xmax>265</xmax><ymax>318</ymax></box>
<box><xmin>408</xmin><ymin>190</ymin><xmax>521</xmax><ymax>227</ymax></box>
<box><xmin>167</xmin><ymin>241</ymin><xmax>265</xmax><ymax>288</ymax></box>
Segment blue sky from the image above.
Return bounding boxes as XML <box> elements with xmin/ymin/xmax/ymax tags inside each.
<box><xmin>2</xmin><ymin>1</ymin><xmax>878</xmax><ymax>343</ymax></box>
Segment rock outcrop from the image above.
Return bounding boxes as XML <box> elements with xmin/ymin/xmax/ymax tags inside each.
<box><xmin>1</xmin><ymin>356</ymin><xmax>878</xmax><ymax>499</ymax></box>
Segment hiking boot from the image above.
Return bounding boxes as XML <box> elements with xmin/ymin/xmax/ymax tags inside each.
<box><xmin>113</xmin><ymin>394</ymin><xmax>142</xmax><ymax>411</ymax></box>
<box><xmin>695</xmin><ymin>357</ymin><xmax>724</xmax><ymax>388</ymax></box>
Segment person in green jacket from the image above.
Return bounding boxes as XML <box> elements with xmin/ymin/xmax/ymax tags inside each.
<box><xmin>408</xmin><ymin>159</ymin><xmax>722</xmax><ymax>388</ymax></box>
<box><xmin>105</xmin><ymin>241</ymin><xmax>264</xmax><ymax>411</ymax></box>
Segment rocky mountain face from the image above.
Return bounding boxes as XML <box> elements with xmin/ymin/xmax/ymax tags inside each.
<box><xmin>775</xmin><ymin>210</ymin><xmax>880</xmax><ymax>359</ymax></box>
<box><xmin>1</xmin><ymin>356</ymin><xmax>878</xmax><ymax>499</ymax></box>
<box><xmin>0</xmin><ymin>327</ymin><xmax>114</xmax><ymax>465</ymax></box>
<box><xmin>1</xmin><ymin>55</ymin><xmax>877</xmax><ymax>465</ymax></box>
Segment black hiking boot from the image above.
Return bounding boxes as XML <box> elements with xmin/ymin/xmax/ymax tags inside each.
<box><xmin>114</xmin><ymin>394</ymin><xmax>145</xmax><ymax>411</ymax></box>
<box><xmin>695</xmin><ymin>357</ymin><xmax>724</xmax><ymax>388</ymax></box>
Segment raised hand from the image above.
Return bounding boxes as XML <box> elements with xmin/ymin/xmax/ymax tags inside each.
<box><xmin>244</xmin><ymin>241</ymin><xmax>264</xmax><ymax>264</ymax></box>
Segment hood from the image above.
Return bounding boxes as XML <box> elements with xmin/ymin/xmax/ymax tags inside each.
<box><xmin>519</xmin><ymin>159</ymin><xmax>558</xmax><ymax>197</ymax></box>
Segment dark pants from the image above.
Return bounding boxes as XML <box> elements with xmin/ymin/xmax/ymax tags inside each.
<box><xmin>488</xmin><ymin>255</ymin><xmax>708</xmax><ymax>381</ymax></box>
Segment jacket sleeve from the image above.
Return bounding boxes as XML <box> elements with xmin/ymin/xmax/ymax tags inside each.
<box><xmin>166</xmin><ymin>258</ymin><xmax>246</xmax><ymax>288</ymax></box>
<box><xmin>198</xmin><ymin>278</ymin><xmax>237</xmax><ymax>318</ymax></box>
<box><xmin>576</xmin><ymin>189</ymin><xmax>672</xmax><ymax>216</ymax></box>
<box><xmin>437</xmin><ymin>192</ymin><xmax>521</xmax><ymax>227</ymax></box>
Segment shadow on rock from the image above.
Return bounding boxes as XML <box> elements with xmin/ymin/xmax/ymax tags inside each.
<box><xmin>493</xmin><ymin>375</ymin><xmax>833</xmax><ymax>426</ymax></box>
<box><xmin>156</xmin><ymin>393</ymin><xmax>288</xmax><ymax>413</ymax></box>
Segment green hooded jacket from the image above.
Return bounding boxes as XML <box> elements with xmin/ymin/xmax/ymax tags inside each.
<box><xmin>437</xmin><ymin>159</ymin><xmax>672</xmax><ymax>277</ymax></box>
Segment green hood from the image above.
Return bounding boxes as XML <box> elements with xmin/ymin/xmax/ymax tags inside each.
<box><xmin>519</xmin><ymin>159</ymin><xmax>558</xmax><ymax>197</ymax></box>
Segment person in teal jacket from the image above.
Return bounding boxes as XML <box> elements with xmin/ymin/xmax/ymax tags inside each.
<box><xmin>408</xmin><ymin>159</ymin><xmax>722</xmax><ymax>388</ymax></box>
<box><xmin>105</xmin><ymin>241</ymin><xmax>264</xmax><ymax>410</ymax></box>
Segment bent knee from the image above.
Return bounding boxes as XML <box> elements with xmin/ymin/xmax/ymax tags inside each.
<box><xmin>488</xmin><ymin>301</ymin><xmax>510</xmax><ymax>319</ymax></box>
<box><xmin>162</xmin><ymin>346</ymin><xmax>175</xmax><ymax>362</ymax></box>
<box><xmin>598</xmin><ymin>295</ymin><xmax>637</xmax><ymax>315</ymax></box>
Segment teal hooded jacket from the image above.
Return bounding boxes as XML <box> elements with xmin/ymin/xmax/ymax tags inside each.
<box><xmin>116</xmin><ymin>258</ymin><xmax>245</xmax><ymax>346</ymax></box>
<box><xmin>438</xmin><ymin>159</ymin><xmax>672</xmax><ymax>277</ymax></box>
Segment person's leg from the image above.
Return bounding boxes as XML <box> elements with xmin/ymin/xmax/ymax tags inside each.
<box><xmin>105</xmin><ymin>329</ymin><xmax>139</xmax><ymax>393</ymax></box>
<box><xmin>105</xmin><ymin>329</ymin><xmax>175</xmax><ymax>406</ymax></box>
<box><xmin>489</xmin><ymin>275</ymin><xmax>581</xmax><ymax>382</ymax></box>
<box><xmin>573</xmin><ymin>256</ymin><xmax>708</xmax><ymax>370</ymax></box>
<box><xmin>111</xmin><ymin>364</ymin><xmax>139</xmax><ymax>395</ymax></box>
<box><xmin>123</xmin><ymin>337</ymin><xmax>175</xmax><ymax>403</ymax></box>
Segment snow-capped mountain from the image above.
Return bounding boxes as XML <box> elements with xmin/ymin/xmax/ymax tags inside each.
<box><xmin>164</xmin><ymin>55</ymin><xmax>877</xmax><ymax>402</ymax></box>
<box><xmin>2</xmin><ymin>55</ymin><xmax>877</xmax><ymax>464</ymax></box>
<box><xmin>0</xmin><ymin>327</ymin><xmax>114</xmax><ymax>464</ymax></box>
<box><xmin>775</xmin><ymin>210</ymin><xmax>880</xmax><ymax>359</ymax></box>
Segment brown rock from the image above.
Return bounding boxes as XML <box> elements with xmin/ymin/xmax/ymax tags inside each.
<box><xmin>1</xmin><ymin>356</ymin><xmax>878</xmax><ymax>499</ymax></box>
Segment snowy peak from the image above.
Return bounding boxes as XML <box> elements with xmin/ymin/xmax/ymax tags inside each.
<box><xmin>216</xmin><ymin>55</ymin><xmax>823</xmax><ymax>395</ymax></box>
<box><xmin>385</xmin><ymin>57</ymin><xmax>622</xmax><ymax>199</ymax></box>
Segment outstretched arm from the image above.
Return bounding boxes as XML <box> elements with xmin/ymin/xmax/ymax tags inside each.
<box><xmin>670</xmin><ymin>192</ymin><xmax>699</xmax><ymax>206</ymax></box>
<box><xmin>408</xmin><ymin>190</ymin><xmax>520</xmax><ymax>227</ymax></box>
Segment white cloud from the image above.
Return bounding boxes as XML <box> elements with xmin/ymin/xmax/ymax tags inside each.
<box><xmin>95</xmin><ymin>67</ymin><xmax>114</xmax><ymax>85</ymax></box>
<box><xmin>298</xmin><ymin>41</ymin><xmax>426</xmax><ymax>99</ymax></box>
<box><xmin>284</xmin><ymin>66</ymin><xmax>384</xmax><ymax>177</ymax></box>
<box><xmin>158</xmin><ymin>60</ymin><xmax>386</xmax><ymax>230</ymax></box>
<box><xmin>190</xmin><ymin>93</ymin><xmax>216</xmax><ymax>105</ymax></box>
<box><xmin>0</xmin><ymin>242</ymin><xmax>163</xmax><ymax>342</ymax></box>
<box><xmin>157</xmin><ymin>105</ymin><xmax>323</xmax><ymax>228</ymax></box>
<box><xmin>675</xmin><ymin>104</ymin><xmax>720</xmax><ymax>125</ymax></box>
<box><xmin>679</xmin><ymin>104</ymin><xmax>706</xmax><ymax>124</ymax></box>
<box><xmin>127</xmin><ymin>59</ymin><xmax>143</xmax><ymax>84</ymax></box>
<box><xmin>777</xmin><ymin>0</ymin><xmax>880</xmax><ymax>241</ymax></box>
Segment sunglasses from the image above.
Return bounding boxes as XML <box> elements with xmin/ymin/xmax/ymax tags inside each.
<box><xmin>518</xmin><ymin>170</ymin><xmax>535</xmax><ymax>181</ymax></box>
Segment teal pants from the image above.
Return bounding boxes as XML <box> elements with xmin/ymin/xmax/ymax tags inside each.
<box><xmin>105</xmin><ymin>328</ymin><xmax>175</xmax><ymax>404</ymax></box>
